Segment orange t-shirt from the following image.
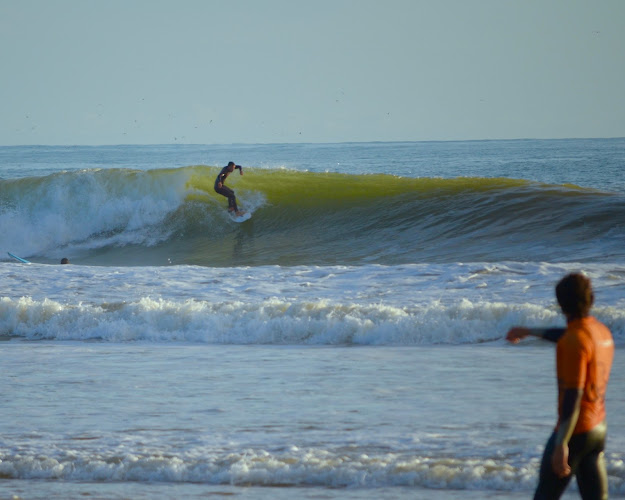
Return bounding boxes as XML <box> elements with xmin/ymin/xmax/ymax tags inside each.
<box><xmin>556</xmin><ymin>316</ymin><xmax>614</xmax><ymax>434</ymax></box>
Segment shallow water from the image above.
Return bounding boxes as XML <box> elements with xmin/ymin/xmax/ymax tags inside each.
<box><xmin>1</xmin><ymin>343</ymin><xmax>623</xmax><ymax>498</ymax></box>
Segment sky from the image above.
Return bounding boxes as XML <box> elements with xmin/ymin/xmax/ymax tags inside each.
<box><xmin>1</xmin><ymin>0</ymin><xmax>624</xmax><ymax>145</ymax></box>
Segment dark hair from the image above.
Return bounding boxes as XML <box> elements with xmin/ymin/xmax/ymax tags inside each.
<box><xmin>61</xmin><ymin>257</ymin><xmax>70</xmax><ymax>264</ymax></box>
<box><xmin>227</xmin><ymin>161</ymin><xmax>236</xmax><ymax>167</ymax></box>
<box><xmin>555</xmin><ymin>273</ymin><xmax>594</xmax><ymax>319</ymax></box>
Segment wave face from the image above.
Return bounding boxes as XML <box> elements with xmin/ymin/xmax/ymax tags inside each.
<box><xmin>2</xmin><ymin>166</ymin><xmax>625</xmax><ymax>266</ymax></box>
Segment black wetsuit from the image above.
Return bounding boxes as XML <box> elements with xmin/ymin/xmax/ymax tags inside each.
<box><xmin>214</xmin><ymin>165</ymin><xmax>242</xmax><ymax>212</ymax></box>
<box><xmin>541</xmin><ymin>328</ymin><xmax>565</xmax><ymax>343</ymax></box>
<box><xmin>535</xmin><ymin>422</ymin><xmax>608</xmax><ymax>500</ymax></box>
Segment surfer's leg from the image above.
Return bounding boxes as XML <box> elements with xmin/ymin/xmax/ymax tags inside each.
<box><xmin>228</xmin><ymin>192</ymin><xmax>239</xmax><ymax>212</ymax></box>
<box><xmin>575</xmin><ymin>450</ymin><xmax>608</xmax><ymax>500</ymax></box>
<box><xmin>215</xmin><ymin>186</ymin><xmax>238</xmax><ymax>212</ymax></box>
<box><xmin>570</xmin><ymin>423</ymin><xmax>608</xmax><ymax>500</ymax></box>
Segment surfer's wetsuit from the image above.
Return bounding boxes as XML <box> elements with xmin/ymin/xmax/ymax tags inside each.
<box><xmin>532</xmin><ymin>318</ymin><xmax>613</xmax><ymax>500</ymax></box>
<box><xmin>214</xmin><ymin>165</ymin><xmax>242</xmax><ymax>212</ymax></box>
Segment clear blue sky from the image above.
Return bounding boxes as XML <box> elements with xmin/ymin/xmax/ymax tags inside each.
<box><xmin>1</xmin><ymin>0</ymin><xmax>624</xmax><ymax>145</ymax></box>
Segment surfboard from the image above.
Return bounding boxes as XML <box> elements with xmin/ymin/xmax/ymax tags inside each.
<box><xmin>8</xmin><ymin>252</ymin><xmax>31</xmax><ymax>264</ymax></box>
<box><xmin>230</xmin><ymin>211</ymin><xmax>252</xmax><ymax>223</ymax></box>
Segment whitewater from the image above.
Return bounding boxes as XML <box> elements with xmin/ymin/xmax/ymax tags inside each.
<box><xmin>1</xmin><ymin>139</ymin><xmax>624</xmax><ymax>499</ymax></box>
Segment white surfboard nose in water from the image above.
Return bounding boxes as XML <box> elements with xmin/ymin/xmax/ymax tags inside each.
<box><xmin>230</xmin><ymin>211</ymin><xmax>251</xmax><ymax>222</ymax></box>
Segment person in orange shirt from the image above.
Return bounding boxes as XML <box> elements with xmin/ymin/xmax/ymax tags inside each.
<box><xmin>506</xmin><ymin>273</ymin><xmax>614</xmax><ymax>500</ymax></box>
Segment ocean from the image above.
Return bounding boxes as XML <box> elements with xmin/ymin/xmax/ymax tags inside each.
<box><xmin>1</xmin><ymin>139</ymin><xmax>624</xmax><ymax>499</ymax></box>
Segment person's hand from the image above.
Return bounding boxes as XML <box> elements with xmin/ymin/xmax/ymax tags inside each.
<box><xmin>217</xmin><ymin>182</ymin><xmax>223</xmax><ymax>189</ymax></box>
<box><xmin>506</xmin><ymin>327</ymin><xmax>530</xmax><ymax>343</ymax></box>
<box><xmin>551</xmin><ymin>444</ymin><xmax>571</xmax><ymax>478</ymax></box>
<box><xmin>239</xmin><ymin>170</ymin><xmax>243</xmax><ymax>176</ymax></box>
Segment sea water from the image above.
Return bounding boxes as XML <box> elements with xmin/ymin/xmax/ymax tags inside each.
<box><xmin>1</xmin><ymin>140</ymin><xmax>624</xmax><ymax>499</ymax></box>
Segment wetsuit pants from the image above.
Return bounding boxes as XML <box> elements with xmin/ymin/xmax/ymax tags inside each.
<box><xmin>534</xmin><ymin>421</ymin><xmax>608</xmax><ymax>500</ymax></box>
<box><xmin>215</xmin><ymin>185</ymin><xmax>238</xmax><ymax>212</ymax></box>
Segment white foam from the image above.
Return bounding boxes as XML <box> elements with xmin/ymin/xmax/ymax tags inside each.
<box><xmin>0</xmin><ymin>169</ymin><xmax>190</xmax><ymax>257</ymax></box>
<box><xmin>1</xmin><ymin>293</ymin><xmax>622</xmax><ymax>345</ymax></box>
<box><xmin>0</xmin><ymin>442</ymin><xmax>539</xmax><ymax>489</ymax></box>
<box><xmin>1</xmin><ymin>261</ymin><xmax>624</xmax><ymax>344</ymax></box>
<box><xmin>2</xmin><ymin>442</ymin><xmax>623</xmax><ymax>493</ymax></box>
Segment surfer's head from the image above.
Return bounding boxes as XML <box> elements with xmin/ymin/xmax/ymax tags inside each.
<box><xmin>227</xmin><ymin>161</ymin><xmax>236</xmax><ymax>172</ymax></box>
<box><xmin>556</xmin><ymin>273</ymin><xmax>594</xmax><ymax>320</ymax></box>
<box><xmin>61</xmin><ymin>257</ymin><xmax>70</xmax><ymax>264</ymax></box>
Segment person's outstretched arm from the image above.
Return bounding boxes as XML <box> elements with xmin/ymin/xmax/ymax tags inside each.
<box><xmin>506</xmin><ymin>327</ymin><xmax>566</xmax><ymax>343</ymax></box>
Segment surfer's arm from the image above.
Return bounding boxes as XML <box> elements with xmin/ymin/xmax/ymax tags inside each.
<box><xmin>506</xmin><ymin>327</ymin><xmax>566</xmax><ymax>343</ymax></box>
<box><xmin>552</xmin><ymin>387</ymin><xmax>582</xmax><ymax>477</ymax></box>
<box><xmin>236</xmin><ymin>165</ymin><xmax>243</xmax><ymax>175</ymax></box>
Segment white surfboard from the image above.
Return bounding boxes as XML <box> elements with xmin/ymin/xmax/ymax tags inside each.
<box><xmin>230</xmin><ymin>211</ymin><xmax>252</xmax><ymax>223</ymax></box>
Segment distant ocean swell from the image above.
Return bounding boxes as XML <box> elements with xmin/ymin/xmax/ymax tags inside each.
<box><xmin>2</xmin><ymin>295</ymin><xmax>624</xmax><ymax>345</ymax></box>
<box><xmin>1</xmin><ymin>166</ymin><xmax>624</xmax><ymax>266</ymax></box>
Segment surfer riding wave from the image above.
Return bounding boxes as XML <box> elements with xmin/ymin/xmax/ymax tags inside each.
<box><xmin>214</xmin><ymin>161</ymin><xmax>244</xmax><ymax>216</ymax></box>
